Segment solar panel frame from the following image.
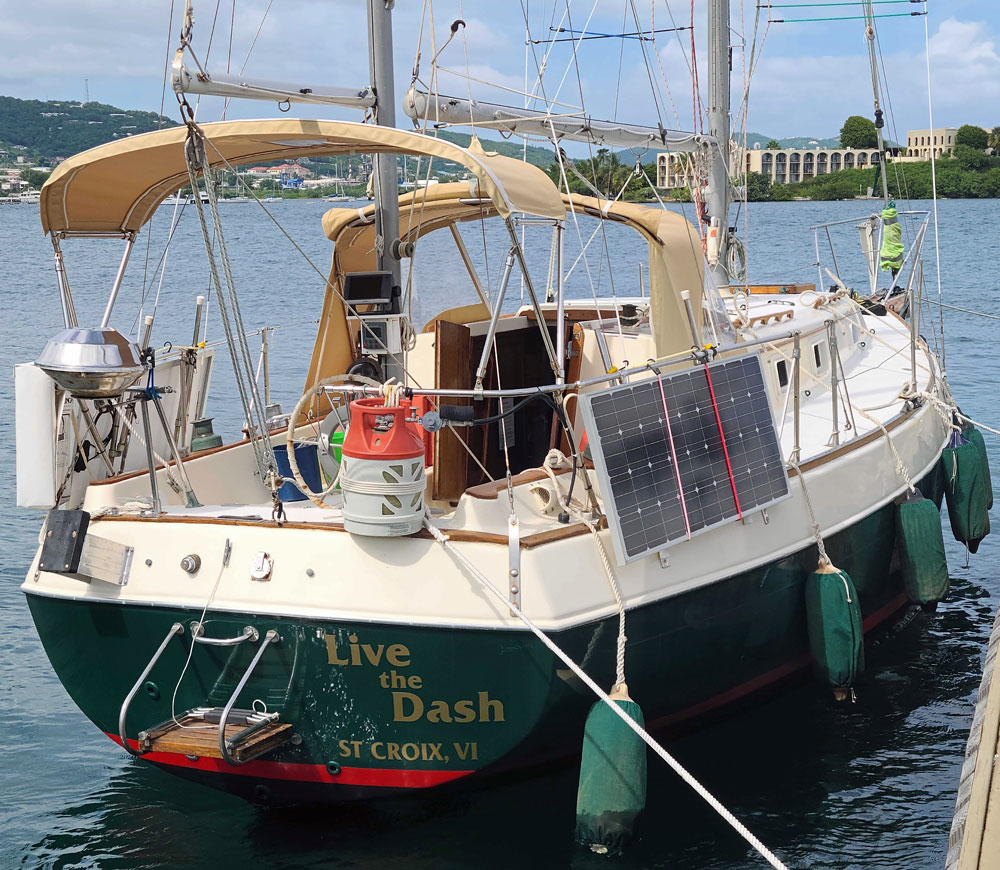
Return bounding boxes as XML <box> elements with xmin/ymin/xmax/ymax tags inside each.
<box><xmin>579</xmin><ymin>353</ymin><xmax>790</xmax><ymax>565</ymax></box>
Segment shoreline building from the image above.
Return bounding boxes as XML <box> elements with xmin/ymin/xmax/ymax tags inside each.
<box><xmin>657</xmin><ymin>144</ymin><xmax>883</xmax><ymax>190</ymax></box>
<box><xmin>656</xmin><ymin>128</ymin><xmax>955</xmax><ymax>190</ymax></box>
<box><xmin>905</xmin><ymin>127</ymin><xmax>957</xmax><ymax>159</ymax></box>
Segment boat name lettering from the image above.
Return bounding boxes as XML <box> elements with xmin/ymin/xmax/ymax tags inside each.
<box><xmin>337</xmin><ymin>739</ymin><xmax>478</xmax><ymax>764</ymax></box>
<box><xmin>392</xmin><ymin>690</ymin><xmax>504</xmax><ymax>724</ymax></box>
<box><xmin>325</xmin><ymin>632</ymin><xmax>506</xmax><ymax>727</ymax></box>
<box><xmin>325</xmin><ymin>633</ymin><xmax>411</xmax><ymax>667</ymax></box>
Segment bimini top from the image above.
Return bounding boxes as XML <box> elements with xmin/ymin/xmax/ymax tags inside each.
<box><xmin>39</xmin><ymin>119</ymin><xmax>566</xmax><ymax>235</ymax></box>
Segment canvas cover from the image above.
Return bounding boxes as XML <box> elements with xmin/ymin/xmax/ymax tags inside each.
<box><xmin>39</xmin><ymin>119</ymin><xmax>565</xmax><ymax>235</ymax></box>
<box><xmin>305</xmin><ymin>188</ymin><xmax>706</xmax><ymax>388</ymax></box>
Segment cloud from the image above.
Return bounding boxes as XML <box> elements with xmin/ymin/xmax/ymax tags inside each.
<box><xmin>926</xmin><ymin>17</ymin><xmax>1000</xmax><ymax>105</ymax></box>
<box><xmin>2</xmin><ymin>2</ymin><xmax>997</xmax><ymax>140</ymax></box>
<box><xmin>727</xmin><ymin>16</ymin><xmax>1000</xmax><ymax>137</ymax></box>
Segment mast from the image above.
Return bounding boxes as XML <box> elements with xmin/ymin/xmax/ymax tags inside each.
<box><xmin>367</xmin><ymin>0</ymin><xmax>401</xmax><ymax>290</ymax></box>
<box><xmin>862</xmin><ymin>0</ymin><xmax>891</xmax><ymax>205</ymax></box>
<box><xmin>706</xmin><ymin>0</ymin><xmax>731</xmax><ymax>288</ymax></box>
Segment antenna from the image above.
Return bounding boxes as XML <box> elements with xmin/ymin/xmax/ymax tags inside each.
<box><xmin>84</xmin><ymin>79</ymin><xmax>89</xmax><ymax>104</ymax></box>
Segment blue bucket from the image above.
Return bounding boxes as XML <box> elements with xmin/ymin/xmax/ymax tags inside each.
<box><xmin>274</xmin><ymin>442</ymin><xmax>322</xmax><ymax>502</ymax></box>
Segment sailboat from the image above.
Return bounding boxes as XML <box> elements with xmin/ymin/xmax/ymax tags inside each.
<box><xmin>323</xmin><ymin>179</ymin><xmax>353</xmax><ymax>203</ymax></box>
<box><xmin>15</xmin><ymin>0</ymin><xmax>987</xmax><ymax>811</ymax></box>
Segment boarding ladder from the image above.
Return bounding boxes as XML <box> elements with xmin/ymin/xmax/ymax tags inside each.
<box><xmin>118</xmin><ymin>621</ymin><xmax>292</xmax><ymax>765</ymax></box>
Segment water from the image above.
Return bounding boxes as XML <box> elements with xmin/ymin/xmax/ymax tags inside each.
<box><xmin>1</xmin><ymin>197</ymin><xmax>997</xmax><ymax>869</ymax></box>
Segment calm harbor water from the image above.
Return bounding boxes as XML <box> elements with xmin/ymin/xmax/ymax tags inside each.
<box><xmin>1</xmin><ymin>197</ymin><xmax>997</xmax><ymax>869</ymax></box>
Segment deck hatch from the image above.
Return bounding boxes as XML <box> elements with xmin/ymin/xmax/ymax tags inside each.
<box><xmin>580</xmin><ymin>353</ymin><xmax>790</xmax><ymax>565</ymax></box>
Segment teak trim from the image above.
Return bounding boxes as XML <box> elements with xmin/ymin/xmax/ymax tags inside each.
<box><xmin>91</xmin><ymin>512</ymin><xmax>597</xmax><ymax>549</ymax></box>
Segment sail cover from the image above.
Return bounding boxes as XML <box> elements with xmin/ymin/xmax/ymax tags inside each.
<box><xmin>39</xmin><ymin>119</ymin><xmax>565</xmax><ymax>234</ymax></box>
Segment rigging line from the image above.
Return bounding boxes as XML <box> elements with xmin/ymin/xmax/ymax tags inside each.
<box><xmin>203</xmin><ymin>0</ymin><xmax>223</xmax><ymax>63</ymax></box>
<box><xmin>158</xmin><ymin>0</ymin><xmax>177</xmax><ymax>127</ymax></box>
<box><xmin>132</xmin><ymin>200</ymin><xmax>188</xmax><ymax>335</ymax></box>
<box><xmin>534</xmin><ymin>27</ymin><xmax>688</xmax><ymax>44</ymax></box>
<box><xmin>689</xmin><ymin>0</ymin><xmax>702</xmax><ymax>133</ymax></box>
<box><xmin>739</xmin><ymin>0</ymin><xmax>750</xmax><ymax>282</ymax></box>
<box><xmin>561</xmin><ymin>0</ymin><xmax>630</xmax><ymax>347</ymax></box>
<box><xmin>221</xmin><ymin>0</ymin><xmax>235</xmax><ymax>120</ymax></box>
<box><xmin>769</xmin><ymin>12</ymin><xmax>927</xmax><ymax>22</ymax></box>
<box><xmin>921</xmin><ymin>299</ymin><xmax>1000</xmax><ymax>322</ymax></box>
<box><xmin>541</xmin><ymin>0</ymin><xmax>602</xmax><ymax>111</ymax></box>
<box><xmin>222</xmin><ymin>0</ymin><xmax>274</xmax><ymax>119</ymax></box>
<box><xmin>873</xmin><ymin>20</ymin><xmax>916</xmax><ymax>247</ymax></box>
<box><xmin>433</xmin><ymin>66</ymin><xmax>583</xmax><ymax>111</ymax></box>
<box><xmin>612</xmin><ymin>3</ymin><xmax>628</xmax><ymax>126</ymax></box>
<box><xmin>924</xmin><ymin>9</ymin><xmax>944</xmax><ymax>373</ymax></box>
<box><xmin>766</xmin><ymin>0</ymin><xmax>920</xmax><ymax>5</ymax></box>
<box><xmin>146</xmin><ymin>197</ymin><xmax>186</xmax><ymax>332</ymax></box>
<box><xmin>422</xmin><ymin>517</ymin><xmax>790</xmax><ymax>870</ymax></box>
<box><xmin>649</xmin><ymin>0</ymin><xmax>684</xmax><ymax>128</ymax></box>
<box><xmin>227</xmin><ymin>0</ymin><xmax>235</xmax><ymax>73</ymax></box>
<box><xmin>637</xmin><ymin>2</ymin><xmax>709</xmax><ymax>242</ymax></box>
<box><xmin>659</xmin><ymin>0</ymin><xmax>696</xmax><ymax>79</ymax></box>
<box><xmin>138</xmin><ymin>0</ymin><xmax>180</xmax><ymax>342</ymax></box>
<box><xmin>517</xmin><ymin>0</ymin><xmax>569</xmax><ymax>118</ymax></box>
<box><xmin>191</xmin><ymin>0</ymin><xmax>224</xmax><ymax>117</ymax></box>
<box><xmin>200</xmin><ymin>139</ymin><xmax>423</xmax><ymax>385</ymax></box>
<box><xmin>517</xmin><ymin>0</ymin><xmax>607</xmax><ymax>318</ymax></box>
<box><xmin>459</xmin><ymin>1</ymin><xmax>475</xmax><ymax>134</ymax></box>
<box><xmin>627</xmin><ymin>0</ymin><xmax>668</xmax><ymax>128</ymax></box>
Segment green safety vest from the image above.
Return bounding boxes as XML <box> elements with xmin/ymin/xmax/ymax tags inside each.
<box><xmin>880</xmin><ymin>206</ymin><xmax>904</xmax><ymax>273</ymax></box>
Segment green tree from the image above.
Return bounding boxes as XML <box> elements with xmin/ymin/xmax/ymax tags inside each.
<box><xmin>989</xmin><ymin>127</ymin><xmax>1000</xmax><ymax>153</ymax></box>
<box><xmin>955</xmin><ymin>124</ymin><xmax>988</xmax><ymax>151</ymax></box>
<box><xmin>765</xmin><ymin>139</ymin><xmax>781</xmax><ymax>150</ymax></box>
<box><xmin>745</xmin><ymin>171</ymin><xmax>772</xmax><ymax>201</ymax></box>
<box><xmin>769</xmin><ymin>183</ymin><xmax>793</xmax><ymax>202</ymax></box>
<box><xmin>20</xmin><ymin>168</ymin><xmax>49</xmax><ymax>188</ymax></box>
<box><xmin>839</xmin><ymin>115</ymin><xmax>878</xmax><ymax>149</ymax></box>
<box><xmin>954</xmin><ymin>143</ymin><xmax>991</xmax><ymax>171</ymax></box>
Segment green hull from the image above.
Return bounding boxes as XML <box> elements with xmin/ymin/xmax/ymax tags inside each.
<box><xmin>24</xmin><ymin>470</ymin><xmax>942</xmax><ymax>803</ymax></box>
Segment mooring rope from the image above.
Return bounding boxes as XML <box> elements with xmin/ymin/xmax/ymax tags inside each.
<box><xmin>423</xmin><ymin>514</ymin><xmax>789</xmax><ymax>870</ymax></box>
<box><xmin>787</xmin><ymin>459</ymin><xmax>831</xmax><ymax>568</ymax></box>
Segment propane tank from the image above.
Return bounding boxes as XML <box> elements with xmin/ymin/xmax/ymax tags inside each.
<box><xmin>340</xmin><ymin>397</ymin><xmax>426</xmax><ymax>537</ymax></box>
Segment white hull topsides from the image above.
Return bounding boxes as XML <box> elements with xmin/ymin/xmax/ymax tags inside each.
<box><xmin>25</xmin><ymin>293</ymin><xmax>951</xmax><ymax>635</ymax></box>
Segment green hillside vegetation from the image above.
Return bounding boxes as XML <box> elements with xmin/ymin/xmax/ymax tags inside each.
<box><xmin>763</xmin><ymin>149</ymin><xmax>1000</xmax><ymax>201</ymax></box>
<box><xmin>434</xmin><ymin>130</ymin><xmax>556</xmax><ymax>168</ymax></box>
<box><xmin>0</xmin><ymin>96</ymin><xmax>176</xmax><ymax>162</ymax></box>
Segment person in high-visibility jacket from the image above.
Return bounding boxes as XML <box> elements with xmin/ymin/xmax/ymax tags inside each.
<box><xmin>880</xmin><ymin>203</ymin><xmax>904</xmax><ymax>277</ymax></box>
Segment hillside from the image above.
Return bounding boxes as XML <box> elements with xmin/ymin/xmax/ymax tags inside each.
<box><xmin>0</xmin><ymin>95</ymin><xmax>558</xmax><ymax>169</ymax></box>
<box><xmin>433</xmin><ymin>129</ymin><xmax>556</xmax><ymax>168</ymax></box>
<box><xmin>0</xmin><ymin>96</ymin><xmax>177</xmax><ymax>162</ymax></box>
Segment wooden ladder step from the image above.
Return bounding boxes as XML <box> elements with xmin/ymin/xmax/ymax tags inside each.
<box><xmin>139</xmin><ymin>708</ymin><xmax>293</xmax><ymax>763</ymax></box>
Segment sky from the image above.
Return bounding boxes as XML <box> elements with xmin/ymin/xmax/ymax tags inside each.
<box><xmin>1</xmin><ymin>0</ymin><xmax>998</xmax><ymax>146</ymax></box>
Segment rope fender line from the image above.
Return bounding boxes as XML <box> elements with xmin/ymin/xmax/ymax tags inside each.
<box><xmin>422</xmin><ymin>514</ymin><xmax>789</xmax><ymax>870</ymax></box>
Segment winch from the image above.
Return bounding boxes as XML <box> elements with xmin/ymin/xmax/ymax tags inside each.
<box><xmin>340</xmin><ymin>397</ymin><xmax>426</xmax><ymax>537</ymax></box>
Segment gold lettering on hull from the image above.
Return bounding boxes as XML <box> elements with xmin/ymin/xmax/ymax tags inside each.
<box><xmin>325</xmin><ymin>633</ymin><xmax>505</xmax><ymax>765</ymax></box>
<box><xmin>392</xmin><ymin>690</ymin><xmax>504</xmax><ymax>724</ymax></box>
<box><xmin>337</xmin><ymin>739</ymin><xmax>476</xmax><ymax>764</ymax></box>
<box><xmin>326</xmin><ymin>634</ymin><xmax>411</xmax><ymax>668</ymax></box>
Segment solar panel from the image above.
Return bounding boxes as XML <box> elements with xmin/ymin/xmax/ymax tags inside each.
<box><xmin>580</xmin><ymin>353</ymin><xmax>789</xmax><ymax>565</ymax></box>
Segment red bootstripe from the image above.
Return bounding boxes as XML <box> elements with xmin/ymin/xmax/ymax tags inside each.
<box><xmin>105</xmin><ymin>734</ymin><xmax>473</xmax><ymax>788</ymax></box>
<box><xmin>107</xmin><ymin>595</ymin><xmax>910</xmax><ymax>786</ymax></box>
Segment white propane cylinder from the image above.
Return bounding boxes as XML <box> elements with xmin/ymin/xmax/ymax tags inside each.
<box><xmin>340</xmin><ymin>397</ymin><xmax>426</xmax><ymax>537</ymax></box>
